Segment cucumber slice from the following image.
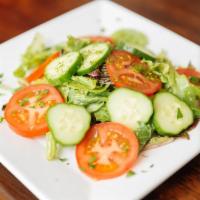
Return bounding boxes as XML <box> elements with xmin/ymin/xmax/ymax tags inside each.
<box><xmin>116</xmin><ymin>42</ymin><xmax>156</xmax><ymax>61</ymax></box>
<box><xmin>47</xmin><ymin>103</ymin><xmax>91</xmax><ymax>146</ymax></box>
<box><xmin>45</xmin><ymin>52</ymin><xmax>81</xmax><ymax>85</ymax></box>
<box><xmin>153</xmin><ymin>92</ymin><xmax>193</xmax><ymax>136</ymax></box>
<box><xmin>77</xmin><ymin>43</ymin><xmax>111</xmax><ymax>75</ymax></box>
<box><xmin>107</xmin><ymin>88</ymin><xmax>153</xmax><ymax>130</ymax></box>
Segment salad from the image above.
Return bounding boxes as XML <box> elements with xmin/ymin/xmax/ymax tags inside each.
<box><xmin>2</xmin><ymin>28</ymin><xmax>200</xmax><ymax>180</ymax></box>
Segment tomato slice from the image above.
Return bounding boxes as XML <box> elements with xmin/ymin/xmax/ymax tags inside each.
<box><xmin>26</xmin><ymin>51</ymin><xmax>60</xmax><ymax>83</ymax></box>
<box><xmin>5</xmin><ymin>84</ymin><xmax>64</xmax><ymax>137</ymax></box>
<box><xmin>106</xmin><ymin>50</ymin><xmax>162</xmax><ymax>95</ymax></box>
<box><xmin>76</xmin><ymin>122</ymin><xmax>139</xmax><ymax>180</ymax></box>
<box><xmin>82</xmin><ymin>36</ymin><xmax>114</xmax><ymax>44</ymax></box>
<box><xmin>177</xmin><ymin>67</ymin><xmax>200</xmax><ymax>78</ymax></box>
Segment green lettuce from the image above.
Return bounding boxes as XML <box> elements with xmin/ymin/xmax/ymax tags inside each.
<box><xmin>112</xmin><ymin>28</ymin><xmax>148</xmax><ymax>48</ymax></box>
<box><xmin>94</xmin><ymin>105</ymin><xmax>110</xmax><ymax>122</ymax></box>
<box><xmin>71</xmin><ymin>76</ymin><xmax>97</xmax><ymax>90</ymax></box>
<box><xmin>65</xmin><ymin>35</ymin><xmax>90</xmax><ymax>52</ymax></box>
<box><xmin>59</xmin><ymin>77</ymin><xmax>110</xmax><ymax>115</ymax></box>
<box><xmin>136</xmin><ymin>123</ymin><xmax>154</xmax><ymax>150</ymax></box>
<box><xmin>14</xmin><ymin>34</ymin><xmax>64</xmax><ymax>78</ymax></box>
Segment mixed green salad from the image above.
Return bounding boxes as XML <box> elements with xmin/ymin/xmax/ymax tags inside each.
<box><xmin>3</xmin><ymin>28</ymin><xmax>200</xmax><ymax>179</ymax></box>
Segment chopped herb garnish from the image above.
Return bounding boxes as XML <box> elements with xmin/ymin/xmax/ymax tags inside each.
<box><xmin>36</xmin><ymin>89</ymin><xmax>49</xmax><ymax>100</ymax></box>
<box><xmin>100</xmin><ymin>27</ymin><xmax>106</xmax><ymax>33</ymax></box>
<box><xmin>0</xmin><ymin>116</ymin><xmax>4</xmax><ymax>123</ymax></box>
<box><xmin>126</xmin><ymin>170</ymin><xmax>136</xmax><ymax>177</ymax></box>
<box><xmin>19</xmin><ymin>97</ymin><xmax>29</xmax><ymax>106</ymax></box>
<box><xmin>189</xmin><ymin>76</ymin><xmax>200</xmax><ymax>85</ymax></box>
<box><xmin>1</xmin><ymin>104</ymin><xmax>6</xmax><ymax>111</ymax></box>
<box><xmin>80</xmin><ymin>167</ymin><xmax>86</xmax><ymax>172</ymax></box>
<box><xmin>58</xmin><ymin>158</ymin><xmax>68</xmax><ymax>162</ymax></box>
<box><xmin>38</xmin><ymin>101</ymin><xmax>45</xmax><ymax>108</ymax></box>
<box><xmin>141</xmin><ymin>170</ymin><xmax>147</xmax><ymax>173</ymax></box>
<box><xmin>177</xmin><ymin>108</ymin><xmax>183</xmax><ymax>119</ymax></box>
<box><xmin>0</xmin><ymin>73</ymin><xmax>3</xmax><ymax>78</ymax></box>
<box><xmin>88</xmin><ymin>155</ymin><xmax>97</xmax><ymax>169</ymax></box>
<box><xmin>88</xmin><ymin>163</ymin><xmax>96</xmax><ymax>169</ymax></box>
<box><xmin>149</xmin><ymin>164</ymin><xmax>154</xmax><ymax>168</ymax></box>
<box><xmin>88</xmin><ymin>155</ymin><xmax>97</xmax><ymax>163</ymax></box>
<box><xmin>180</xmin><ymin>132</ymin><xmax>190</xmax><ymax>140</ymax></box>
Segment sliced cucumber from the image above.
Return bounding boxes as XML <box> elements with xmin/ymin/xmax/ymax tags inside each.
<box><xmin>116</xmin><ymin>42</ymin><xmax>156</xmax><ymax>61</ymax></box>
<box><xmin>47</xmin><ymin>103</ymin><xmax>91</xmax><ymax>146</ymax></box>
<box><xmin>45</xmin><ymin>52</ymin><xmax>81</xmax><ymax>85</ymax></box>
<box><xmin>77</xmin><ymin>43</ymin><xmax>111</xmax><ymax>75</ymax></box>
<box><xmin>107</xmin><ymin>88</ymin><xmax>153</xmax><ymax>130</ymax></box>
<box><xmin>153</xmin><ymin>92</ymin><xmax>193</xmax><ymax>136</ymax></box>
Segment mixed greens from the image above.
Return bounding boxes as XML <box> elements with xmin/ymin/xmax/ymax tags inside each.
<box><xmin>12</xmin><ymin>29</ymin><xmax>200</xmax><ymax>149</ymax></box>
<box><xmin>3</xmin><ymin>28</ymin><xmax>200</xmax><ymax>179</ymax></box>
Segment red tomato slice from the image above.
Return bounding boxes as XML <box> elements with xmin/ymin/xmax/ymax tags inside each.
<box><xmin>177</xmin><ymin>67</ymin><xmax>200</xmax><ymax>78</ymax></box>
<box><xmin>26</xmin><ymin>51</ymin><xmax>60</xmax><ymax>83</ymax></box>
<box><xmin>106</xmin><ymin>50</ymin><xmax>161</xmax><ymax>95</ymax></box>
<box><xmin>5</xmin><ymin>84</ymin><xmax>64</xmax><ymax>137</ymax></box>
<box><xmin>76</xmin><ymin>122</ymin><xmax>139</xmax><ymax>180</ymax></box>
<box><xmin>81</xmin><ymin>36</ymin><xmax>114</xmax><ymax>44</ymax></box>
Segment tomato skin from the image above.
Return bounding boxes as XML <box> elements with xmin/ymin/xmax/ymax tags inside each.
<box><xmin>76</xmin><ymin>122</ymin><xmax>139</xmax><ymax>180</ymax></box>
<box><xmin>5</xmin><ymin>84</ymin><xmax>64</xmax><ymax>138</ymax></box>
<box><xmin>106</xmin><ymin>50</ymin><xmax>161</xmax><ymax>95</ymax></box>
<box><xmin>177</xmin><ymin>67</ymin><xmax>200</xmax><ymax>78</ymax></box>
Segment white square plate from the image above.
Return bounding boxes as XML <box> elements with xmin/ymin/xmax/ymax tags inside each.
<box><xmin>0</xmin><ymin>1</ymin><xmax>200</xmax><ymax>200</ymax></box>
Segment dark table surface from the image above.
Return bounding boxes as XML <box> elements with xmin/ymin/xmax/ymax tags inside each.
<box><xmin>0</xmin><ymin>0</ymin><xmax>200</xmax><ymax>200</ymax></box>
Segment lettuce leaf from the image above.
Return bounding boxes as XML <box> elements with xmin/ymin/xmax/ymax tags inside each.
<box><xmin>14</xmin><ymin>34</ymin><xmax>64</xmax><ymax>78</ymax></box>
<box><xmin>136</xmin><ymin>123</ymin><xmax>154</xmax><ymax>150</ymax></box>
<box><xmin>71</xmin><ymin>76</ymin><xmax>97</xmax><ymax>90</ymax></box>
<box><xmin>59</xmin><ymin>77</ymin><xmax>109</xmax><ymax>113</ymax></box>
<box><xmin>94</xmin><ymin>105</ymin><xmax>110</xmax><ymax>122</ymax></box>
<box><xmin>112</xmin><ymin>28</ymin><xmax>148</xmax><ymax>48</ymax></box>
<box><xmin>65</xmin><ymin>35</ymin><xmax>90</xmax><ymax>52</ymax></box>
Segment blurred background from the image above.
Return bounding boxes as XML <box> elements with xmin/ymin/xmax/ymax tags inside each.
<box><xmin>0</xmin><ymin>0</ymin><xmax>199</xmax><ymax>44</ymax></box>
<box><xmin>0</xmin><ymin>0</ymin><xmax>199</xmax><ymax>200</ymax></box>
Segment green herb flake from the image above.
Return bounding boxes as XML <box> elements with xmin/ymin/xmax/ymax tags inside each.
<box><xmin>19</xmin><ymin>97</ymin><xmax>29</xmax><ymax>106</ymax></box>
<box><xmin>38</xmin><ymin>101</ymin><xmax>45</xmax><ymax>108</ymax></box>
<box><xmin>141</xmin><ymin>170</ymin><xmax>147</xmax><ymax>173</ymax></box>
<box><xmin>177</xmin><ymin>108</ymin><xmax>183</xmax><ymax>119</ymax></box>
<box><xmin>88</xmin><ymin>155</ymin><xmax>97</xmax><ymax>169</ymax></box>
<box><xmin>0</xmin><ymin>116</ymin><xmax>4</xmax><ymax>123</ymax></box>
<box><xmin>149</xmin><ymin>164</ymin><xmax>154</xmax><ymax>168</ymax></box>
<box><xmin>58</xmin><ymin>158</ymin><xmax>68</xmax><ymax>162</ymax></box>
<box><xmin>80</xmin><ymin>167</ymin><xmax>86</xmax><ymax>172</ymax></box>
<box><xmin>189</xmin><ymin>76</ymin><xmax>200</xmax><ymax>85</ymax></box>
<box><xmin>36</xmin><ymin>89</ymin><xmax>49</xmax><ymax>100</ymax></box>
<box><xmin>180</xmin><ymin>132</ymin><xmax>190</xmax><ymax>140</ymax></box>
<box><xmin>1</xmin><ymin>104</ymin><xmax>6</xmax><ymax>111</ymax></box>
<box><xmin>100</xmin><ymin>27</ymin><xmax>106</xmax><ymax>33</ymax></box>
<box><xmin>0</xmin><ymin>73</ymin><xmax>3</xmax><ymax>78</ymax></box>
<box><xmin>126</xmin><ymin>170</ymin><xmax>136</xmax><ymax>177</ymax></box>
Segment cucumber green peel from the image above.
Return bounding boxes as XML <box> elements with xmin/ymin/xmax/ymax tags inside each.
<box><xmin>45</xmin><ymin>52</ymin><xmax>82</xmax><ymax>85</ymax></box>
<box><xmin>153</xmin><ymin>92</ymin><xmax>194</xmax><ymax>136</ymax></box>
<box><xmin>77</xmin><ymin>43</ymin><xmax>111</xmax><ymax>75</ymax></box>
